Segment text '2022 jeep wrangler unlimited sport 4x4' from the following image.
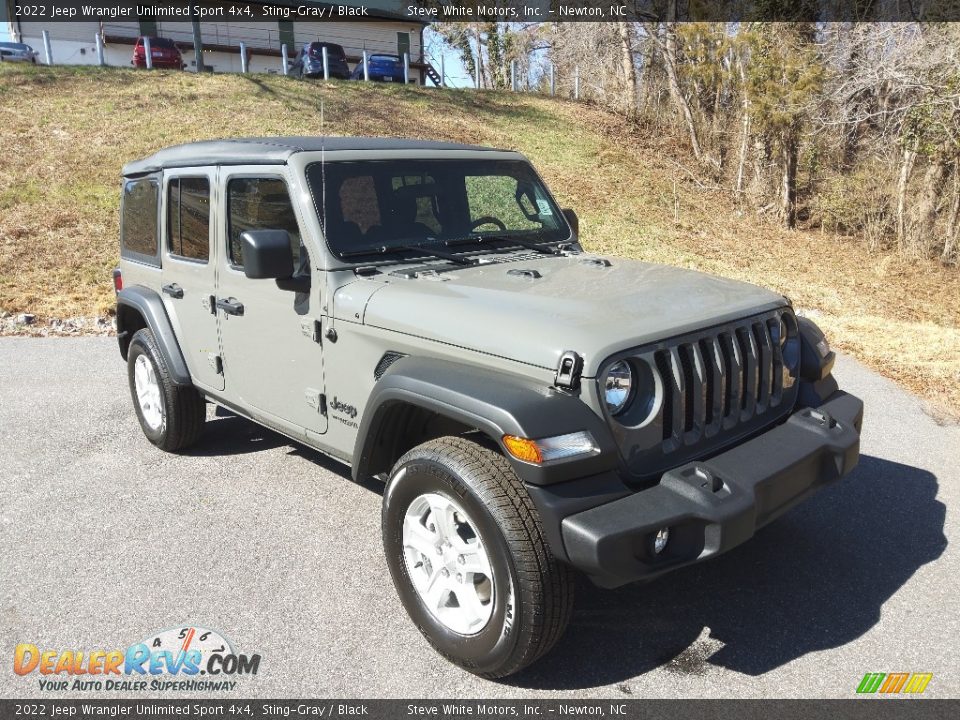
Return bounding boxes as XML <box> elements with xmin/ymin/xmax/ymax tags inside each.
<box><xmin>114</xmin><ymin>137</ymin><xmax>862</xmax><ymax>678</ymax></box>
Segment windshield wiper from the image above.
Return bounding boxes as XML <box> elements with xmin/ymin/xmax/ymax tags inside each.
<box><xmin>339</xmin><ymin>243</ymin><xmax>476</xmax><ymax>266</ymax></box>
<box><xmin>447</xmin><ymin>233</ymin><xmax>562</xmax><ymax>255</ymax></box>
<box><xmin>398</xmin><ymin>244</ymin><xmax>478</xmax><ymax>266</ymax></box>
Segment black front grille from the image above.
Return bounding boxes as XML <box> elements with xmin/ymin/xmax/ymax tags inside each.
<box><xmin>604</xmin><ymin>309</ymin><xmax>798</xmax><ymax>480</ymax></box>
<box><xmin>654</xmin><ymin>315</ymin><xmax>787</xmax><ymax>452</ymax></box>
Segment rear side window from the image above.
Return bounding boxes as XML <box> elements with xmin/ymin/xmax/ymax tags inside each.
<box><xmin>121</xmin><ymin>178</ymin><xmax>159</xmax><ymax>261</ymax></box>
<box><xmin>310</xmin><ymin>43</ymin><xmax>345</xmax><ymax>59</ymax></box>
<box><xmin>167</xmin><ymin>177</ymin><xmax>210</xmax><ymax>261</ymax></box>
<box><xmin>227</xmin><ymin>178</ymin><xmax>302</xmax><ymax>267</ymax></box>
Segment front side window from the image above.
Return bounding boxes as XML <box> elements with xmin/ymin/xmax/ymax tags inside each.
<box><xmin>167</xmin><ymin>177</ymin><xmax>210</xmax><ymax>261</ymax></box>
<box><xmin>121</xmin><ymin>177</ymin><xmax>159</xmax><ymax>259</ymax></box>
<box><xmin>306</xmin><ymin>159</ymin><xmax>569</xmax><ymax>259</ymax></box>
<box><xmin>227</xmin><ymin>177</ymin><xmax>303</xmax><ymax>268</ymax></box>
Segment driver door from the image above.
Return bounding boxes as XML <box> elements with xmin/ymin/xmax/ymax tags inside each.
<box><xmin>215</xmin><ymin>167</ymin><xmax>327</xmax><ymax>436</ymax></box>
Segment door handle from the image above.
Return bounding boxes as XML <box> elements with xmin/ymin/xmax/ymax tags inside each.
<box><xmin>216</xmin><ymin>297</ymin><xmax>244</xmax><ymax>316</ymax></box>
<box><xmin>161</xmin><ymin>283</ymin><xmax>184</xmax><ymax>299</ymax></box>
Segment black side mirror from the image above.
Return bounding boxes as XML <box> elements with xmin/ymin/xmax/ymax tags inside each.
<box><xmin>562</xmin><ymin>208</ymin><xmax>579</xmax><ymax>236</ymax></box>
<box><xmin>240</xmin><ymin>230</ymin><xmax>293</xmax><ymax>280</ymax></box>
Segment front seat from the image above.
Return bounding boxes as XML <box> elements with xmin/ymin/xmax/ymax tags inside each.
<box><xmin>391</xmin><ymin>190</ymin><xmax>433</xmax><ymax>241</ymax></box>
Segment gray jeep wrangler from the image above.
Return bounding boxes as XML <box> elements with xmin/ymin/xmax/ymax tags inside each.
<box><xmin>114</xmin><ymin>137</ymin><xmax>862</xmax><ymax>678</ymax></box>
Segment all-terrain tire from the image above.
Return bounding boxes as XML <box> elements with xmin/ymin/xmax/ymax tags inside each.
<box><xmin>127</xmin><ymin>327</ymin><xmax>205</xmax><ymax>452</ymax></box>
<box><xmin>382</xmin><ymin>436</ymin><xmax>575</xmax><ymax>678</ymax></box>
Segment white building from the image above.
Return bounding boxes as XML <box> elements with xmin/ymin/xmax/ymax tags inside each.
<box><xmin>2</xmin><ymin>1</ymin><xmax>434</xmax><ymax>83</ymax></box>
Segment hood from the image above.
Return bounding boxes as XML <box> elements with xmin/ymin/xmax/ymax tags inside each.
<box><xmin>359</xmin><ymin>254</ymin><xmax>787</xmax><ymax>376</ymax></box>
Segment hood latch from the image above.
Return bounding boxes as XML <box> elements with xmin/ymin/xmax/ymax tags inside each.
<box><xmin>555</xmin><ymin>350</ymin><xmax>584</xmax><ymax>391</ymax></box>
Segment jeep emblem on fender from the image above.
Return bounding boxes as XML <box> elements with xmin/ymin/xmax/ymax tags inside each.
<box><xmin>330</xmin><ymin>397</ymin><xmax>358</xmax><ymax>419</ymax></box>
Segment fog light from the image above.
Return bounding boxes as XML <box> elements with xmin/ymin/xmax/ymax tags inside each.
<box><xmin>653</xmin><ymin>527</ymin><xmax>670</xmax><ymax>554</ymax></box>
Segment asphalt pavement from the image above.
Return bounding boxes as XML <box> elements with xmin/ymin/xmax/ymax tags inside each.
<box><xmin>0</xmin><ymin>338</ymin><xmax>957</xmax><ymax>698</ymax></box>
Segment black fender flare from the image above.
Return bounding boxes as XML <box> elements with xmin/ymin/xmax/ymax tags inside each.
<box><xmin>352</xmin><ymin>356</ymin><xmax>619</xmax><ymax>487</ymax></box>
<box><xmin>797</xmin><ymin>316</ymin><xmax>836</xmax><ymax>382</ymax></box>
<box><xmin>116</xmin><ymin>285</ymin><xmax>192</xmax><ymax>386</ymax></box>
<box><xmin>796</xmin><ymin>316</ymin><xmax>839</xmax><ymax>408</ymax></box>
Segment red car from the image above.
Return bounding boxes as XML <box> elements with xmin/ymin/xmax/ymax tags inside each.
<box><xmin>132</xmin><ymin>37</ymin><xmax>184</xmax><ymax>70</ymax></box>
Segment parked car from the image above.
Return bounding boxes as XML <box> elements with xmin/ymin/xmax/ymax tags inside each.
<box><xmin>351</xmin><ymin>53</ymin><xmax>405</xmax><ymax>82</ymax></box>
<box><xmin>114</xmin><ymin>137</ymin><xmax>862</xmax><ymax>679</ymax></box>
<box><xmin>291</xmin><ymin>41</ymin><xmax>351</xmax><ymax>80</ymax></box>
<box><xmin>131</xmin><ymin>37</ymin><xmax>184</xmax><ymax>70</ymax></box>
<box><xmin>0</xmin><ymin>42</ymin><xmax>38</xmax><ymax>64</ymax></box>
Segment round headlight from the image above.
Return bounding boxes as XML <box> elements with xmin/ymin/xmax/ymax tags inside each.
<box><xmin>603</xmin><ymin>360</ymin><xmax>633</xmax><ymax>415</ymax></box>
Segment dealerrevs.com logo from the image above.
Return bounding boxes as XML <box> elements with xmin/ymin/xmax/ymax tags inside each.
<box><xmin>13</xmin><ymin>626</ymin><xmax>261</xmax><ymax>692</ymax></box>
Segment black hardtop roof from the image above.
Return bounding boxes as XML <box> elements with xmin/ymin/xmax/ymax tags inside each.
<box><xmin>122</xmin><ymin>136</ymin><xmax>510</xmax><ymax>176</ymax></box>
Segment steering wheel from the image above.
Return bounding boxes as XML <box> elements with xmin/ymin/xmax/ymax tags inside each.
<box><xmin>470</xmin><ymin>216</ymin><xmax>507</xmax><ymax>232</ymax></box>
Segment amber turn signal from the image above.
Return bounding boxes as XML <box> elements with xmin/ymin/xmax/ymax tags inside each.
<box><xmin>502</xmin><ymin>435</ymin><xmax>543</xmax><ymax>464</ymax></box>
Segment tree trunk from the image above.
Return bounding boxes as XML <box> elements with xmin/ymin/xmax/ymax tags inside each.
<box><xmin>735</xmin><ymin>111</ymin><xmax>751</xmax><ymax>197</ymax></box>
<box><xmin>895</xmin><ymin>144</ymin><xmax>917</xmax><ymax>250</ymax></box>
<box><xmin>473</xmin><ymin>26</ymin><xmax>486</xmax><ymax>89</ymax></box>
<box><xmin>908</xmin><ymin>157</ymin><xmax>950</xmax><ymax>256</ymax></box>
<box><xmin>943</xmin><ymin>159</ymin><xmax>960</xmax><ymax>261</ymax></box>
<box><xmin>780</xmin><ymin>137</ymin><xmax>799</xmax><ymax>228</ymax></box>
<box><xmin>660</xmin><ymin>23</ymin><xmax>703</xmax><ymax>162</ymax></box>
<box><xmin>734</xmin><ymin>61</ymin><xmax>750</xmax><ymax>197</ymax></box>
<box><xmin>751</xmin><ymin>137</ymin><xmax>770</xmax><ymax>204</ymax></box>
<box><xmin>617</xmin><ymin>20</ymin><xmax>637</xmax><ymax>117</ymax></box>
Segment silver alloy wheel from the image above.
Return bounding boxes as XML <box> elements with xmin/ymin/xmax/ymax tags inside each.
<box><xmin>133</xmin><ymin>354</ymin><xmax>164</xmax><ymax>431</ymax></box>
<box><xmin>402</xmin><ymin>492</ymin><xmax>495</xmax><ymax>635</ymax></box>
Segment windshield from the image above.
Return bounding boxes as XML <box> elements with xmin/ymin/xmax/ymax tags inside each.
<box><xmin>305</xmin><ymin>159</ymin><xmax>570</xmax><ymax>260</ymax></box>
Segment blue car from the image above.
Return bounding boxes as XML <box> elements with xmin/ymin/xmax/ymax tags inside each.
<box><xmin>351</xmin><ymin>54</ymin><xmax>406</xmax><ymax>82</ymax></box>
<box><xmin>292</xmin><ymin>42</ymin><xmax>351</xmax><ymax>80</ymax></box>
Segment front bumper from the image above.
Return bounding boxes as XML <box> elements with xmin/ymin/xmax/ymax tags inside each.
<box><xmin>560</xmin><ymin>391</ymin><xmax>863</xmax><ymax>588</ymax></box>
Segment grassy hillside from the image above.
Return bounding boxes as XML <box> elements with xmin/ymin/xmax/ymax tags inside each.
<box><xmin>1</xmin><ymin>64</ymin><xmax>958</xmax><ymax>418</ymax></box>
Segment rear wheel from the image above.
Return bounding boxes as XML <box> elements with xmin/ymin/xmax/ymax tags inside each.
<box><xmin>127</xmin><ymin>328</ymin><xmax>205</xmax><ymax>452</ymax></box>
<box><xmin>382</xmin><ymin>436</ymin><xmax>574</xmax><ymax>678</ymax></box>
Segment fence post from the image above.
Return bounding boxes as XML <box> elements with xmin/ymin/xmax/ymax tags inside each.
<box><xmin>281</xmin><ymin>43</ymin><xmax>288</xmax><ymax>76</ymax></box>
<box><xmin>239</xmin><ymin>42</ymin><xmax>247</xmax><ymax>73</ymax></box>
<box><xmin>550</xmin><ymin>63</ymin><xmax>555</xmax><ymax>96</ymax></box>
<box><xmin>322</xmin><ymin>45</ymin><xmax>329</xmax><ymax>80</ymax></box>
<box><xmin>95</xmin><ymin>32</ymin><xmax>105</xmax><ymax>66</ymax></box>
<box><xmin>403</xmin><ymin>52</ymin><xmax>409</xmax><ymax>84</ymax></box>
<box><xmin>143</xmin><ymin>36</ymin><xmax>152</xmax><ymax>69</ymax></box>
<box><xmin>574</xmin><ymin>65</ymin><xmax>580</xmax><ymax>100</ymax></box>
<box><xmin>191</xmin><ymin>13</ymin><xmax>204</xmax><ymax>72</ymax></box>
<box><xmin>440</xmin><ymin>54</ymin><xmax>445</xmax><ymax>87</ymax></box>
<box><xmin>41</xmin><ymin>30</ymin><xmax>52</xmax><ymax>65</ymax></box>
<box><xmin>362</xmin><ymin>50</ymin><xmax>369</xmax><ymax>81</ymax></box>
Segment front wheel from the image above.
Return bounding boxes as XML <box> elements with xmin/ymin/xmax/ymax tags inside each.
<box><xmin>382</xmin><ymin>436</ymin><xmax>574</xmax><ymax>678</ymax></box>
